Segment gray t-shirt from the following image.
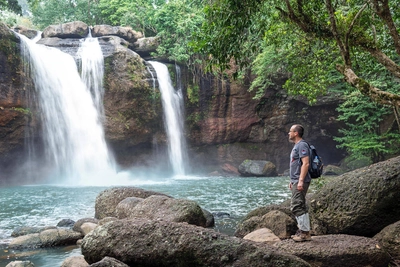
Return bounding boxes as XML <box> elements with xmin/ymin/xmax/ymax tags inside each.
<box><xmin>290</xmin><ymin>140</ymin><xmax>311</xmax><ymax>183</ymax></box>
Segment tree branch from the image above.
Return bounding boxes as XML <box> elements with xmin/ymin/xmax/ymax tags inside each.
<box><xmin>371</xmin><ymin>0</ymin><xmax>400</xmax><ymax>55</ymax></box>
<box><xmin>345</xmin><ymin>3</ymin><xmax>368</xmax><ymax>51</ymax></box>
<box><xmin>336</xmin><ymin>65</ymin><xmax>400</xmax><ymax>106</ymax></box>
<box><xmin>362</xmin><ymin>46</ymin><xmax>400</xmax><ymax>79</ymax></box>
<box><xmin>325</xmin><ymin>0</ymin><xmax>351</xmax><ymax>66</ymax></box>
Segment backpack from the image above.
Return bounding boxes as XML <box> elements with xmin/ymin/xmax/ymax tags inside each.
<box><xmin>307</xmin><ymin>143</ymin><xmax>324</xmax><ymax>178</ymax></box>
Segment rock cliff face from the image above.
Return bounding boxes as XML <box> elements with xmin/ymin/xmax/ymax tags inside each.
<box><xmin>184</xmin><ymin>72</ymin><xmax>345</xmax><ymax>174</ymax></box>
<box><xmin>0</xmin><ymin>21</ymin><xmax>345</xmax><ymax>184</ymax></box>
<box><xmin>0</xmin><ymin>22</ymin><xmax>41</xmax><ymax>184</ymax></box>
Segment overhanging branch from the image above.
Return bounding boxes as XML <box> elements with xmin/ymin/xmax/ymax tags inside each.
<box><xmin>336</xmin><ymin>65</ymin><xmax>400</xmax><ymax>107</ymax></box>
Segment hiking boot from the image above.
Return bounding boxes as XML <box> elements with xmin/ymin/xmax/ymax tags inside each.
<box><xmin>292</xmin><ymin>231</ymin><xmax>311</xmax><ymax>242</ymax></box>
<box><xmin>291</xmin><ymin>229</ymin><xmax>301</xmax><ymax>239</ymax></box>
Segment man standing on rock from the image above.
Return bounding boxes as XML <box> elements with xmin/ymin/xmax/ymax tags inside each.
<box><xmin>288</xmin><ymin>124</ymin><xmax>312</xmax><ymax>242</ymax></box>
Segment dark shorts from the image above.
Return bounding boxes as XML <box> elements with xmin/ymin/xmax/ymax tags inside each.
<box><xmin>291</xmin><ymin>182</ymin><xmax>310</xmax><ymax>217</ymax></box>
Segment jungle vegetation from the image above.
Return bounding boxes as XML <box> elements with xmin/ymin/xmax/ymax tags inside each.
<box><xmin>1</xmin><ymin>0</ymin><xmax>399</xmax><ymax>164</ymax></box>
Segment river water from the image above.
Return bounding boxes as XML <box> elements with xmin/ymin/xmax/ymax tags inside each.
<box><xmin>0</xmin><ymin>175</ymin><xmax>290</xmax><ymax>266</ymax></box>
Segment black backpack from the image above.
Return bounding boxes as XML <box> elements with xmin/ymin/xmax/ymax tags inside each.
<box><xmin>306</xmin><ymin>142</ymin><xmax>324</xmax><ymax>178</ymax></box>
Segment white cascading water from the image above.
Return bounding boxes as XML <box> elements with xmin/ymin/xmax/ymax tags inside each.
<box><xmin>77</xmin><ymin>32</ymin><xmax>105</xmax><ymax>116</ymax></box>
<box><xmin>149</xmin><ymin>61</ymin><xmax>187</xmax><ymax>176</ymax></box>
<box><xmin>20</xmin><ymin>34</ymin><xmax>116</xmax><ymax>185</ymax></box>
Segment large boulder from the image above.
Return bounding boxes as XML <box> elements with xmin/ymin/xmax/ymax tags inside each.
<box><xmin>123</xmin><ymin>195</ymin><xmax>207</xmax><ymax>227</ymax></box>
<box><xmin>374</xmin><ymin>220</ymin><xmax>400</xmax><ymax>258</ymax></box>
<box><xmin>42</xmin><ymin>21</ymin><xmax>89</xmax><ymax>38</ymax></box>
<box><xmin>92</xmin><ymin>25</ymin><xmax>142</xmax><ymax>44</ymax></box>
<box><xmin>238</xmin><ymin>160</ymin><xmax>278</xmax><ymax>177</ymax></box>
<box><xmin>274</xmin><ymin>234</ymin><xmax>390</xmax><ymax>267</ymax></box>
<box><xmin>133</xmin><ymin>37</ymin><xmax>159</xmax><ymax>59</ymax></box>
<box><xmin>94</xmin><ymin>187</ymin><xmax>170</xmax><ymax>219</ymax></box>
<box><xmin>81</xmin><ymin>218</ymin><xmax>310</xmax><ymax>266</ymax></box>
<box><xmin>310</xmin><ymin>155</ymin><xmax>400</xmax><ymax>236</ymax></box>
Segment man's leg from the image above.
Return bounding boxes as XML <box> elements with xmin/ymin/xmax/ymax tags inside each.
<box><xmin>291</xmin><ymin>182</ymin><xmax>311</xmax><ymax>241</ymax></box>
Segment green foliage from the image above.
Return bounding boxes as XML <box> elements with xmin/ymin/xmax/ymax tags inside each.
<box><xmin>0</xmin><ymin>0</ymin><xmax>22</xmax><ymax>15</ymax></box>
<box><xmin>151</xmin><ymin>0</ymin><xmax>204</xmax><ymax>63</ymax></box>
<box><xmin>334</xmin><ymin>91</ymin><xmax>400</xmax><ymax>163</ymax></box>
<box><xmin>29</xmin><ymin>0</ymin><xmax>104</xmax><ymax>29</ymax></box>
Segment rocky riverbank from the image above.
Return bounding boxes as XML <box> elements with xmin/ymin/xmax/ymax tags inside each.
<box><xmin>4</xmin><ymin>155</ymin><xmax>400</xmax><ymax>267</ymax></box>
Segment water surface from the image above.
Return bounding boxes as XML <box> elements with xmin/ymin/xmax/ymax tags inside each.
<box><xmin>0</xmin><ymin>176</ymin><xmax>290</xmax><ymax>266</ymax></box>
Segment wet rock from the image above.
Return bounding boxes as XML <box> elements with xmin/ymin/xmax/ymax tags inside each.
<box><xmin>81</xmin><ymin>218</ymin><xmax>310</xmax><ymax>266</ymax></box>
<box><xmin>202</xmin><ymin>208</ymin><xmax>215</xmax><ymax>227</ymax></box>
<box><xmin>11</xmin><ymin>226</ymin><xmax>57</xmax><ymax>237</ymax></box>
<box><xmin>8</xmin><ymin>228</ymin><xmax>82</xmax><ymax>249</ymax></box>
<box><xmin>57</xmin><ymin>219</ymin><xmax>76</xmax><ymax>228</ymax></box>
<box><xmin>94</xmin><ymin>187</ymin><xmax>170</xmax><ymax>219</ymax></box>
<box><xmin>274</xmin><ymin>234</ymin><xmax>390</xmax><ymax>267</ymax></box>
<box><xmin>238</xmin><ymin>160</ymin><xmax>278</xmax><ymax>177</ymax></box>
<box><xmin>5</xmin><ymin>261</ymin><xmax>35</xmax><ymax>267</ymax></box>
<box><xmin>12</xmin><ymin>25</ymin><xmax>38</xmax><ymax>39</ymax></box>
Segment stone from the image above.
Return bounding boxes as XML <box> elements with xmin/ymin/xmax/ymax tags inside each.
<box><xmin>323</xmin><ymin>165</ymin><xmax>345</xmax><ymax>175</ymax></box>
<box><xmin>8</xmin><ymin>228</ymin><xmax>82</xmax><ymax>249</ymax></box>
<box><xmin>11</xmin><ymin>226</ymin><xmax>57</xmax><ymax>237</ymax></box>
<box><xmin>81</xmin><ymin>218</ymin><xmax>310</xmax><ymax>266</ymax></box>
<box><xmin>61</xmin><ymin>256</ymin><xmax>89</xmax><ymax>267</ymax></box>
<box><xmin>42</xmin><ymin>21</ymin><xmax>89</xmax><ymax>38</ymax></box>
<box><xmin>310</xmin><ymin>156</ymin><xmax>400</xmax><ymax>236</ymax></box>
<box><xmin>124</xmin><ymin>195</ymin><xmax>207</xmax><ymax>227</ymax></box>
<box><xmin>80</xmin><ymin>222</ymin><xmax>98</xmax><ymax>236</ymax></box>
<box><xmin>94</xmin><ymin>187</ymin><xmax>170</xmax><ymax>219</ymax></box>
<box><xmin>274</xmin><ymin>234</ymin><xmax>390</xmax><ymax>267</ymax></box>
<box><xmin>73</xmin><ymin>218</ymin><xmax>99</xmax><ymax>235</ymax></box>
<box><xmin>5</xmin><ymin>261</ymin><xmax>35</xmax><ymax>267</ymax></box>
<box><xmin>12</xmin><ymin>25</ymin><xmax>39</xmax><ymax>39</ymax></box>
<box><xmin>57</xmin><ymin>219</ymin><xmax>76</xmax><ymax>228</ymax></box>
<box><xmin>243</xmin><ymin>228</ymin><xmax>281</xmax><ymax>244</ymax></box>
<box><xmin>115</xmin><ymin>197</ymin><xmax>143</xmax><ymax>219</ymax></box>
<box><xmin>374</xmin><ymin>220</ymin><xmax>400</xmax><ymax>258</ymax></box>
<box><xmin>89</xmin><ymin>257</ymin><xmax>129</xmax><ymax>267</ymax></box>
<box><xmin>238</xmin><ymin>160</ymin><xmax>278</xmax><ymax>177</ymax></box>
<box><xmin>235</xmin><ymin>210</ymin><xmax>297</xmax><ymax>239</ymax></box>
<box><xmin>92</xmin><ymin>25</ymin><xmax>142</xmax><ymax>44</ymax></box>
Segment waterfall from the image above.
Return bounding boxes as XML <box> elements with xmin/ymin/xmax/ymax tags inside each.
<box><xmin>148</xmin><ymin>61</ymin><xmax>187</xmax><ymax>176</ymax></box>
<box><xmin>20</xmin><ymin>34</ymin><xmax>116</xmax><ymax>185</ymax></box>
<box><xmin>77</xmin><ymin>32</ymin><xmax>105</xmax><ymax>116</ymax></box>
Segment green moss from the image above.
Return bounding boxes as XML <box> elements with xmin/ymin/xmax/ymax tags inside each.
<box><xmin>12</xmin><ymin>107</ymin><xmax>31</xmax><ymax>115</ymax></box>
